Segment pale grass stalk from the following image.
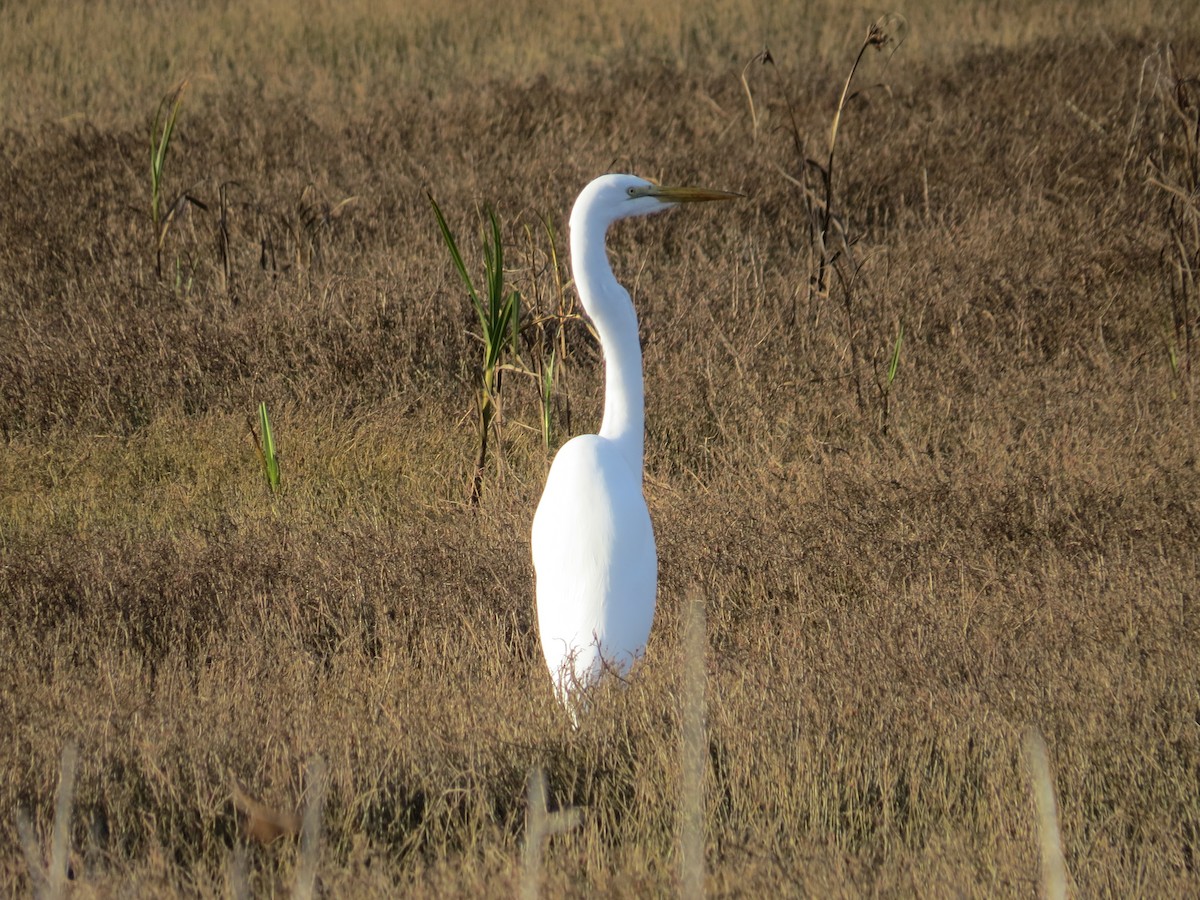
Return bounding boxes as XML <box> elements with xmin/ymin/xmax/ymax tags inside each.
<box><xmin>680</xmin><ymin>588</ymin><xmax>707</xmax><ymax>898</ymax></box>
<box><xmin>294</xmin><ymin>755</ymin><xmax>329</xmax><ymax>900</ymax></box>
<box><xmin>15</xmin><ymin>811</ymin><xmax>45</xmax><ymax>898</ymax></box>
<box><xmin>15</xmin><ymin>741</ymin><xmax>78</xmax><ymax>900</ymax></box>
<box><xmin>226</xmin><ymin>846</ymin><xmax>250</xmax><ymax>900</ymax></box>
<box><xmin>48</xmin><ymin>743</ymin><xmax>77</xmax><ymax>897</ymax></box>
<box><xmin>1022</xmin><ymin>726</ymin><xmax>1069</xmax><ymax>900</ymax></box>
<box><xmin>520</xmin><ymin>767</ymin><xmax>580</xmax><ymax>900</ymax></box>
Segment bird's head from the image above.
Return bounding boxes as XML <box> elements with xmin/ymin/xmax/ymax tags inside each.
<box><xmin>571</xmin><ymin>174</ymin><xmax>740</xmax><ymax>231</ymax></box>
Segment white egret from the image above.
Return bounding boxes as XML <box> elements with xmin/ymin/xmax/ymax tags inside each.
<box><xmin>531</xmin><ymin>174</ymin><xmax>738</xmax><ymax>714</ymax></box>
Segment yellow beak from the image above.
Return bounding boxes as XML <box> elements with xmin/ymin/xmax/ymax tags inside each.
<box><xmin>639</xmin><ymin>184</ymin><xmax>742</xmax><ymax>203</ymax></box>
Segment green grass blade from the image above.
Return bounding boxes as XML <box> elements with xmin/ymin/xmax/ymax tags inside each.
<box><xmin>541</xmin><ymin>345</ymin><xmax>556</xmax><ymax>447</ymax></box>
<box><xmin>428</xmin><ymin>192</ymin><xmax>482</xmax><ymax>315</ymax></box>
<box><xmin>887</xmin><ymin>321</ymin><xmax>904</xmax><ymax>387</ymax></box>
<box><xmin>150</xmin><ymin>82</ymin><xmax>186</xmax><ymax>231</ymax></box>
<box><xmin>487</xmin><ymin>208</ymin><xmax>505</xmax><ymax>312</ymax></box>
<box><xmin>258</xmin><ymin>401</ymin><xmax>281</xmax><ymax>493</ymax></box>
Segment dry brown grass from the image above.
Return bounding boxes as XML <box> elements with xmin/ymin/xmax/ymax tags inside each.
<box><xmin>2</xmin><ymin>0</ymin><xmax>1200</xmax><ymax>895</ymax></box>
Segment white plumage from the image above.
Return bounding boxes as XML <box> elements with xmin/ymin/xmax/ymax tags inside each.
<box><xmin>532</xmin><ymin>174</ymin><xmax>737</xmax><ymax>714</ymax></box>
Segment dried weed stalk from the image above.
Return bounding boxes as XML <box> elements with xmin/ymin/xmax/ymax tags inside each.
<box><xmin>742</xmin><ymin>14</ymin><xmax>908</xmax><ymax>430</ymax></box>
<box><xmin>1146</xmin><ymin>46</ymin><xmax>1200</xmax><ymax>404</ymax></box>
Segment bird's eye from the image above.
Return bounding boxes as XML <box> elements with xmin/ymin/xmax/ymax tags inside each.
<box><xmin>627</xmin><ymin>187</ymin><xmax>637</xmax><ymax>196</ymax></box>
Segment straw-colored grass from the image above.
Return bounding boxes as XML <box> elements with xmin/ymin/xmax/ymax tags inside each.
<box><xmin>2</xmin><ymin>0</ymin><xmax>1199</xmax><ymax>895</ymax></box>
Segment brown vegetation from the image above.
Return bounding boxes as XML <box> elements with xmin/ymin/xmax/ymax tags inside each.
<box><xmin>2</xmin><ymin>0</ymin><xmax>1199</xmax><ymax>895</ymax></box>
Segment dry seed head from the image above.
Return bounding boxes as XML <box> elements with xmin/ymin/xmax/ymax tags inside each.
<box><xmin>1175</xmin><ymin>75</ymin><xmax>1200</xmax><ymax>112</ymax></box>
<box><xmin>869</xmin><ymin>13</ymin><xmax>909</xmax><ymax>53</ymax></box>
<box><xmin>231</xmin><ymin>780</ymin><xmax>302</xmax><ymax>845</ymax></box>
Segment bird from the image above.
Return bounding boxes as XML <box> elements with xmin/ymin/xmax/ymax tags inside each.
<box><xmin>531</xmin><ymin>174</ymin><xmax>738</xmax><ymax>716</ymax></box>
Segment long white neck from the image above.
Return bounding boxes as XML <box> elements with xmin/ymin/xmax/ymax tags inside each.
<box><xmin>570</xmin><ymin>209</ymin><xmax>645</xmax><ymax>479</ymax></box>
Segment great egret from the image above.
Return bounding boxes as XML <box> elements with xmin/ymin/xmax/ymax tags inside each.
<box><xmin>531</xmin><ymin>174</ymin><xmax>738</xmax><ymax>714</ymax></box>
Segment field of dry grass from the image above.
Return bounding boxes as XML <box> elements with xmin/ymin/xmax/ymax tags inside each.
<box><xmin>2</xmin><ymin>0</ymin><xmax>1200</xmax><ymax>895</ymax></box>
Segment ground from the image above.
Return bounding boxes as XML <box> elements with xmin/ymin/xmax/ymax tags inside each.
<box><xmin>1</xmin><ymin>0</ymin><xmax>1198</xmax><ymax>895</ymax></box>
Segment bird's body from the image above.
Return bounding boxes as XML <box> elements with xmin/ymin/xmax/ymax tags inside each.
<box><xmin>532</xmin><ymin>433</ymin><xmax>656</xmax><ymax>695</ymax></box>
<box><xmin>532</xmin><ymin>174</ymin><xmax>737</xmax><ymax>712</ymax></box>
